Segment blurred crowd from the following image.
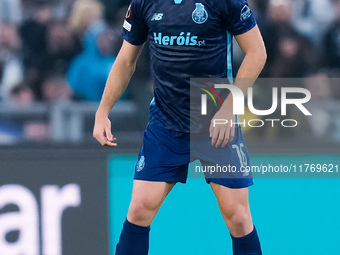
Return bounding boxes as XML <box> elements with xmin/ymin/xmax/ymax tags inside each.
<box><xmin>0</xmin><ymin>0</ymin><xmax>340</xmax><ymax>143</ymax></box>
<box><xmin>1</xmin><ymin>0</ymin><xmax>340</xmax><ymax>102</ymax></box>
<box><xmin>247</xmin><ymin>0</ymin><xmax>340</xmax><ymax>142</ymax></box>
<box><xmin>249</xmin><ymin>0</ymin><xmax>340</xmax><ymax>78</ymax></box>
<box><xmin>0</xmin><ymin>0</ymin><xmax>124</xmax><ymax>104</ymax></box>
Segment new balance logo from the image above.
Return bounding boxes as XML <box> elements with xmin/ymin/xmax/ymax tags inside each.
<box><xmin>151</xmin><ymin>13</ymin><xmax>163</xmax><ymax>21</ymax></box>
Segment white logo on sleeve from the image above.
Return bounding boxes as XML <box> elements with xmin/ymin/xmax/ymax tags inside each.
<box><xmin>136</xmin><ymin>156</ymin><xmax>145</xmax><ymax>172</ymax></box>
<box><xmin>240</xmin><ymin>5</ymin><xmax>252</xmax><ymax>21</ymax></box>
<box><xmin>125</xmin><ymin>4</ymin><xmax>131</xmax><ymax>18</ymax></box>
<box><xmin>123</xmin><ymin>20</ymin><xmax>132</xmax><ymax>32</ymax></box>
<box><xmin>151</xmin><ymin>13</ymin><xmax>163</xmax><ymax>21</ymax></box>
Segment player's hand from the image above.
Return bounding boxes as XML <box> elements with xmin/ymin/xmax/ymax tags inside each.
<box><xmin>209</xmin><ymin>107</ymin><xmax>235</xmax><ymax>148</ymax></box>
<box><xmin>93</xmin><ymin>113</ymin><xmax>117</xmax><ymax>146</ymax></box>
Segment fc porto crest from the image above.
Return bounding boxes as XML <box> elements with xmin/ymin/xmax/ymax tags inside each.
<box><xmin>192</xmin><ymin>3</ymin><xmax>208</xmax><ymax>24</ymax></box>
<box><xmin>136</xmin><ymin>156</ymin><xmax>145</xmax><ymax>172</ymax></box>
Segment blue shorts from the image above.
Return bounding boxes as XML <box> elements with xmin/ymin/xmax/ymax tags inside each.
<box><xmin>134</xmin><ymin>124</ymin><xmax>253</xmax><ymax>189</ymax></box>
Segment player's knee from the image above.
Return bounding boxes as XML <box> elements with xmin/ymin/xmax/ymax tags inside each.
<box><xmin>221</xmin><ymin>204</ymin><xmax>251</xmax><ymax>227</ymax></box>
<box><xmin>128</xmin><ymin>196</ymin><xmax>161</xmax><ymax>221</ymax></box>
<box><xmin>230</xmin><ymin>209</ymin><xmax>251</xmax><ymax>227</ymax></box>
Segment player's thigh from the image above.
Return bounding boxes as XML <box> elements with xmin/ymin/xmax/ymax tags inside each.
<box><xmin>130</xmin><ymin>180</ymin><xmax>176</xmax><ymax>212</ymax></box>
<box><xmin>210</xmin><ymin>182</ymin><xmax>250</xmax><ymax>217</ymax></box>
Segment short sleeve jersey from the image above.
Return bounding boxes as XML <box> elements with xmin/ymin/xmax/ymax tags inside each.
<box><xmin>122</xmin><ymin>0</ymin><xmax>256</xmax><ymax>132</ymax></box>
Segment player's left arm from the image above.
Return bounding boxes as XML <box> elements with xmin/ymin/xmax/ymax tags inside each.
<box><xmin>234</xmin><ymin>25</ymin><xmax>267</xmax><ymax>88</ymax></box>
<box><xmin>210</xmin><ymin>25</ymin><xmax>266</xmax><ymax>148</ymax></box>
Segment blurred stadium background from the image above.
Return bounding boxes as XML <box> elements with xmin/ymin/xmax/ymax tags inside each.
<box><xmin>0</xmin><ymin>0</ymin><xmax>339</xmax><ymax>254</ymax></box>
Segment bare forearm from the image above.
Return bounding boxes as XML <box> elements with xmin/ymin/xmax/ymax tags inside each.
<box><xmin>93</xmin><ymin>41</ymin><xmax>143</xmax><ymax>146</ymax></box>
<box><xmin>221</xmin><ymin>51</ymin><xmax>266</xmax><ymax>110</ymax></box>
<box><xmin>234</xmin><ymin>51</ymin><xmax>266</xmax><ymax>93</ymax></box>
<box><xmin>96</xmin><ymin>60</ymin><xmax>135</xmax><ymax>117</ymax></box>
<box><xmin>96</xmin><ymin>41</ymin><xmax>143</xmax><ymax>117</ymax></box>
<box><xmin>221</xmin><ymin>26</ymin><xmax>266</xmax><ymax>109</ymax></box>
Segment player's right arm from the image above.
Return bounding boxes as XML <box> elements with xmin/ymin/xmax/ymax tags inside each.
<box><xmin>93</xmin><ymin>40</ymin><xmax>144</xmax><ymax>146</ymax></box>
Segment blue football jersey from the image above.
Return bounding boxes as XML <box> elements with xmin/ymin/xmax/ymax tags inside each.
<box><xmin>122</xmin><ymin>0</ymin><xmax>256</xmax><ymax>132</ymax></box>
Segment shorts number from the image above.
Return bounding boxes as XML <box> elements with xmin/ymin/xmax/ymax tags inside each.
<box><xmin>232</xmin><ymin>143</ymin><xmax>248</xmax><ymax>166</ymax></box>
